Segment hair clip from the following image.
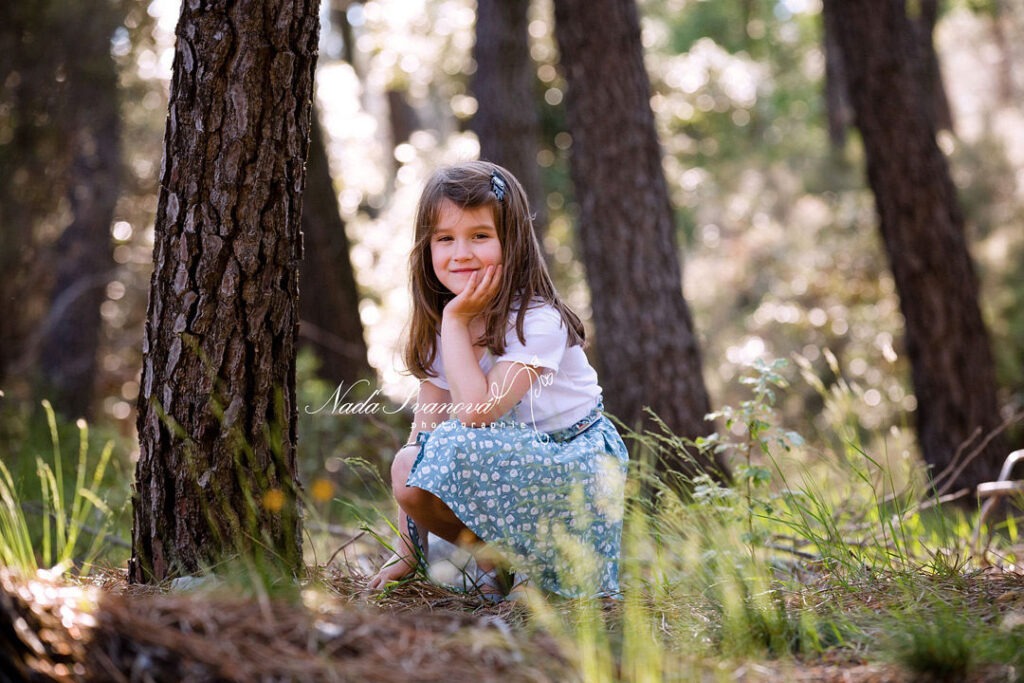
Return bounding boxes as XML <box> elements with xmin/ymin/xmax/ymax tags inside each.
<box><xmin>490</xmin><ymin>171</ymin><xmax>507</xmax><ymax>203</ymax></box>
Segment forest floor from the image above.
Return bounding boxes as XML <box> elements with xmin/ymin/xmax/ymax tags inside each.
<box><xmin>4</xmin><ymin>558</ymin><xmax>1023</xmax><ymax>682</ymax></box>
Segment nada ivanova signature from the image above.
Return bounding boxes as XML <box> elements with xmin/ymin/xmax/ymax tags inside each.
<box><xmin>304</xmin><ymin>359</ymin><xmax>554</xmax><ymax>420</ymax></box>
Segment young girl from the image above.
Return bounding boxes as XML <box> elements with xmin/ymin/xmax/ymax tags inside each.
<box><xmin>367</xmin><ymin>160</ymin><xmax>628</xmax><ymax>599</ymax></box>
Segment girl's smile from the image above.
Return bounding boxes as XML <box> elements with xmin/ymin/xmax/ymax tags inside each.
<box><xmin>431</xmin><ymin>200</ymin><xmax>503</xmax><ymax>295</ymax></box>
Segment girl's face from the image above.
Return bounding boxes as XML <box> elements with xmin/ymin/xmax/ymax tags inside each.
<box><xmin>430</xmin><ymin>199</ymin><xmax>503</xmax><ymax>296</ymax></box>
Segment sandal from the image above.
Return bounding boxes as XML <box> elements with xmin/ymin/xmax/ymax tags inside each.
<box><xmin>472</xmin><ymin>565</ymin><xmax>516</xmax><ymax>602</ymax></box>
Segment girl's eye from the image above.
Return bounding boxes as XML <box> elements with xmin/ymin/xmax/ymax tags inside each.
<box><xmin>434</xmin><ymin>235</ymin><xmax>453</xmax><ymax>242</ymax></box>
<box><xmin>474</xmin><ymin>233</ymin><xmax>493</xmax><ymax>240</ymax></box>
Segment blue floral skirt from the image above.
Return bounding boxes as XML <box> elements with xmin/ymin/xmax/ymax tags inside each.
<box><xmin>405</xmin><ymin>406</ymin><xmax>628</xmax><ymax>598</ymax></box>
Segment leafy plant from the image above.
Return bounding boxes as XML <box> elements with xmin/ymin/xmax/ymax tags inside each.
<box><xmin>699</xmin><ymin>358</ymin><xmax>805</xmax><ymax>553</ymax></box>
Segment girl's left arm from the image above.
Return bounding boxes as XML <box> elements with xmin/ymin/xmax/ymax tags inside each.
<box><xmin>441</xmin><ymin>264</ymin><xmax>539</xmax><ymax>426</ymax></box>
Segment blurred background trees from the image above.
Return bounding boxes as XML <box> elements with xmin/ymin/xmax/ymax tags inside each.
<box><xmin>2</xmin><ymin>0</ymin><xmax>1023</xmax><ymax>497</ymax></box>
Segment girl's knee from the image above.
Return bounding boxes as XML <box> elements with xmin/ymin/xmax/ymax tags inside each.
<box><xmin>394</xmin><ymin>480</ymin><xmax>432</xmax><ymax>515</ymax></box>
<box><xmin>390</xmin><ymin>447</ymin><xmax>433</xmax><ymax>513</ymax></box>
<box><xmin>390</xmin><ymin>445</ymin><xmax>418</xmax><ymax>489</ymax></box>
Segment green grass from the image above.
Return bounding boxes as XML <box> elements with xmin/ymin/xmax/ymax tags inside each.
<box><xmin>510</xmin><ymin>358</ymin><xmax>1024</xmax><ymax>680</ymax></box>
<box><xmin>3</xmin><ymin>359</ymin><xmax>1023</xmax><ymax>681</ymax></box>
<box><xmin>0</xmin><ymin>400</ymin><xmax>121</xmax><ymax>575</ymax></box>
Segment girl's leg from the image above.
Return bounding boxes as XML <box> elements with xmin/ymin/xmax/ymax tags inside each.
<box><xmin>368</xmin><ymin>445</ymin><xmax>425</xmax><ymax>589</ymax></box>
<box><xmin>369</xmin><ymin>442</ymin><xmax>506</xmax><ymax>590</ymax></box>
<box><xmin>366</xmin><ymin>505</ymin><xmax>424</xmax><ymax>589</ymax></box>
<box><xmin>395</xmin><ymin>470</ymin><xmax>510</xmax><ymax>583</ymax></box>
<box><xmin>389</xmin><ymin>443</ymin><xmax>479</xmax><ymax>547</ymax></box>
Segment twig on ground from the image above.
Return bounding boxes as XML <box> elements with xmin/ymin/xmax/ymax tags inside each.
<box><xmin>327</xmin><ymin>530</ymin><xmax>367</xmax><ymax>566</ymax></box>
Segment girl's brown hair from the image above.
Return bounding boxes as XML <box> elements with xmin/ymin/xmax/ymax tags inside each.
<box><xmin>405</xmin><ymin>160</ymin><xmax>585</xmax><ymax>380</ymax></box>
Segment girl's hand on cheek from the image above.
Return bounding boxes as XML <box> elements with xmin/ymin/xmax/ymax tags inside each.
<box><xmin>444</xmin><ymin>264</ymin><xmax>502</xmax><ymax>323</ymax></box>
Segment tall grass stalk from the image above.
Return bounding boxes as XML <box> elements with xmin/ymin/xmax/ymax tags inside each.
<box><xmin>0</xmin><ymin>457</ymin><xmax>36</xmax><ymax>569</ymax></box>
<box><xmin>0</xmin><ymin>400</ymin><xmax>115</xmax><ymax>576</ymax></box>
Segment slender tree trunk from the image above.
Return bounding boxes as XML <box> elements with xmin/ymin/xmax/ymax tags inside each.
<box><xmin>823</xmin><ymin>5</ymin><xmax>854</xmax><ymax>149</ymax></box>
<box><xmin>471</xmin><ymin>0</ymin><xmax>548</xmax><ymax>240</ymax></box>
<box><xmin>299</xmin><ymin>109</ymin><xmax>372</xmax><ymax>385</ymax></box>
<box><xmin>988</xmin><ymin>0</ymin><xmax>1017</xmax><ymax>106</ymax></box>
<box><xmin>131</xmin><ymin>0</ymin><xmax>320</xmax><ymax>583</ymax></box>
<box><xmin>552</xmin><ymin>0</ymin><xmax>723</xmax><ymax>480</ymax></box>
<box><xmin>824</xmin><ymin>0</ymin><xmax>1006</xmax><ymax>492</ymax></box>
<box><xmin>38</xmin><ymin>1</ymin><xmax>122</xmax><ymax>421</ymax></box>
<box><xmin>0</xmin><ymin>2</ymin><xmax>70</xmax><ymax>394</ymax></box>
<box><xmin>910</xmin><ymin>0</ymin><xmax>954</xmax><ymax>133</ymax></box>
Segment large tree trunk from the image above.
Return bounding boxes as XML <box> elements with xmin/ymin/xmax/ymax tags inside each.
<box><xmin>552</xmin><ymin>0</ymin><xmax>723</xmax><ymax>480</ymax></box>
<box><xmin>38</xmin><ymin>1</ymin><xmax>122</xmax><ymax>421</ymax></box>
<box><xmin>824</xmin><ymin>0</ymin><xmax>1006</xmax><ymax>492</ymax></box>
<box><xmin>825</xmin><ymin>0</ymin><xmax>953</xmax><ymax>148</ymax></box>
<box><xmin>131</xmin><ymin>0</ymin><xmax>320</xmax><ymax>583</ymax></box>
<box><xmin>471</xmin><ymin>0</ymin><xmax>548</xmax><ymax>240</ymax></box>
<box><xmin>299</xmin><ymin>109</ymin><xmax>372</xmax><ymax>385</ymax></box>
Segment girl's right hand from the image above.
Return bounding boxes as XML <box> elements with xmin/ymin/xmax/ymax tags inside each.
<box><xmin>367</xmin><ymin>552</ymin><xmax>416</xmax><ymax>590</ymax></box>
<box><xmin>443</xmin><ymin>263</ymin><xmax>502</xmax><ymax>323</ymax></box>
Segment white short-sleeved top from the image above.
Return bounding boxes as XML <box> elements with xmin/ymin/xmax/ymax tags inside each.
<box><xmin>425</xmin><ymin>302</ymin><xmax>602</xmax><ymax>433</ymax></box>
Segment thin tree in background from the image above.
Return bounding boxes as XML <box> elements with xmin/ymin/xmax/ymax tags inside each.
<box><xmin>909</xmin><ymin>0</ymin><xmax>955</xmax><ymax>133</ymax></box>
<box><xmin>131</xmin><ymin>0</ymin><xmax>320</xmax><ymax>582</ymax></box>
<box><xmin>824</xmin><ymin>0</ymin><xmax>1007</xmax><ymax>493</ymax></box>
<box><xmin>38</xmin><ymin>0</ymin><xmax>123</xmax><ymax>420</ymax></box>
<box><xmin>823</xmin><ymin>5</ymin><xmax>854</xmax><ymax>148</ymax></box>
<box><xmin>299</xmin><ymin>109</ymin><xmax>373</xmax><ymax>386</ymax></box>
<box><xmin>984</xmin><ymin>0</ymin><xmax>1019</xmax><ymax>106</ymax></box>
<box><xmin>471</xmin><ymin>0</ymin><xmax>548</xmax><ymax>240</ymax></box>
<box><xmin>552</xmin><ymin>0</ymin><xmax>724</xmax><ymax>479</ymax></box>
<box><xmin>0</xmin><ymin>2</ymin><xmax>71</xmax><ymax>397</ymax></box>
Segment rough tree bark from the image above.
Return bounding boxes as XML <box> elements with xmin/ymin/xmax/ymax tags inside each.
<box><xmin>299</xmin><ymin>109</ymin><xmax>372</xmax><ymax>385</ymax></box>
<box><xmin>38</xmin><ymin>0</ymin><xmax>122</xmax><ymax>421</ymax></box>
<box><xmin>826</xmin><ymin>0</ymin><xmax>953</xmax><ymax>149</ymax></box>
<box><xmin>131</xmin><ymin>0</ymin><xmax>321</xmax><ymax>582</ymax></box>
<box><xmin>552</xmin><ymin>0</ymin><xmax>724</xmax><ymax>480</ymax></box>
<box><xmin>471</xmin><ymin>0</ymin><xmax>548</xmax><ymax>240</ymax></box>
<box><xmin>824</xmin><ymin>0</ymin><xmax>1006</xmax><ymax>492</ymax></box>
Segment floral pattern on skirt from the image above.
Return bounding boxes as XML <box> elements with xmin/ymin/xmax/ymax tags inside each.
<box><xmin>405</xmin><ymin>409</ymin><xmax>628</xmax><ymax>598</ymax></box>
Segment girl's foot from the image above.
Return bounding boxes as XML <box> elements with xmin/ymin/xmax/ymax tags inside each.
<box><xmin>367</xmin><ymin>552</ymin><xmax>417</xmax><ymax>590</ymax></box>
<box><xmin>472</xmin><ymin>565</ymin><xmax>515</xmax><ymax>602</ymax></box>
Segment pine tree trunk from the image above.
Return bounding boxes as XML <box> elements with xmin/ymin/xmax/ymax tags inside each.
<box><xmin>826</xmin><ymin>0</ymin><xmax>953</xmax><ymax>147</ymax></box>
<box><xmin>471</xmin><ymin>0</ymin><xmax>548</xmax><ymax>239</ymax></box>
<box><xmin>299</xmin><ymin>109</ymin><xmax>372</xmax><ymax>385</ymax></box>
<box><xmin>552</xmin><ymin>0</ymin><xmax>722</xmax><ymax>480</ymax></box>
<box><xmin>824</xmin><ymin>0</ymin><xmax>1006</xmax><ymax>492</ymax></box>
<box><xmin>38</xmin><ymin>1</ymin><xmax>122</xmax><ymax>421</ymax></box>
<box><xmin>131</xmin><ymin>0</ymin><xmax>321</xmax><ymax>583</ymax></box>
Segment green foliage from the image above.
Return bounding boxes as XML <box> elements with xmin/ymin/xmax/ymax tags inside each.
<box><xmin>879</xmin><ymin>598</ymin><xmax>1024</xmax><ymax>680</ymax></box>
<box><xmin>0</xmin><ymin>401</ymin><xmax>121</xmax><ymax>576</ymax></box>
<box><xmin>295</xmin><ymin>348</ymin><xmax>407</xmax><ymax>527</ymax></box>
